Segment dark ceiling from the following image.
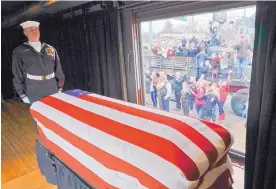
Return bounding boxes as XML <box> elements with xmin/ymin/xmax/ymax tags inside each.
<box><xmin>1</xmin><ymin>1</ymin><xmax>127</xmax><ymax>17</ymax></box>
<box><xmin>1</xmin><ymin>1</ymin><xmax>127</xmax><ymax>28</ymax></box>
<box><xmin>1</xmin><ymin>1</ymin><xmax>97</xmax><ymax>28</ymax></box>
<box><xmin>1</xmin><ymin>1</ymin><xmax>35</xmax><ymax>18</ymax></box>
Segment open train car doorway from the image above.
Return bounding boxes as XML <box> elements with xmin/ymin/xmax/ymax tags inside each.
<box><xmin>125</xmin><ymin>2</ymin><xmax>257</xmax><ymax>189</ymax></box>
<box><xmin>139</xmin><ymin>4</ymin><xmax>256</xmax><ymax>154</ymax></box>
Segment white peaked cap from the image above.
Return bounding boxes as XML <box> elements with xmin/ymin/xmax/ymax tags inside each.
<box><xmin>20</xmin><ymin>21</ymin><xmax>40</xmax><ymax>29</ymax></box>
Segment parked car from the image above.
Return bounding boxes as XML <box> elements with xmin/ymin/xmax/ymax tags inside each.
<box><xmin>229</xmin><ymin>80</ymin><xmax>250</xmax><ymax>117</ymax></box>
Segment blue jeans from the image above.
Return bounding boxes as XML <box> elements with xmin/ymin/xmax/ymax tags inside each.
<box><xmin>161</xmin><ymin>96</ymin><xmax>170</xmax><ymax>112</ymax></box>
<box><xmin>188</xmin><ymin>98</ymin><xmax>194</xmax><ymax>111</ymax></box>
<box><xmin>175</xmin><ymin>91</ymin><xmax>181</xmax><ymax>110</ymax></box>
<box><xmin>150</xmin><ymin>91</ymin><xmax>157</xmax><ymax>107</ymax></box>
<box><xmin>196</xmin><ymin>106</ymin><xmax>202</xmax><ymax>117</ymax></box>
<box><xmin>199</xmin><ymin>108</ymin><xmax>216</xmax><ymax>122</ymax></box>
<box><xmin>219</xmin><ymin>101</ymin><xmax>225</xmax><ymax>114</ymax></box>
<box><xmin>237</xmin><ymin>58</ymin><xmax>247</xmax><ymax>78</ymax></box>
<box><xmin>196</xmin><ymin>66</ymin><xmax>209</xmax><ymax>80</ymax></box>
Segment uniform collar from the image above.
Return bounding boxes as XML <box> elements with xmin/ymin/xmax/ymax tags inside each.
<box><xmin>23</xmin><ymin>42</ymin><xmax>46</xmax><ymax>51</ymax></box>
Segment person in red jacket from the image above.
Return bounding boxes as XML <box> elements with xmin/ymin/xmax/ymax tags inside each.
<box><xmin>193</xmin><ymin>86</ymin><xmax>206</xmax><ymax>117</ymax></box>
<box><xmin>167</xmin><ymin>47</ymin><xmax>175</xmax><ymax>57</ymax></box>
<box><xmin>218</xmin><ymin>78</ymin><xmax>230</xmax><ymax>123</ymax></box>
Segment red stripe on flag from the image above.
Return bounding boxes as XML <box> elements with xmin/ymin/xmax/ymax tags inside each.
<box><xmin>41</xmin><ymin>96</ymin><xmax>200</xmax><ymax>181</ymax></box>
<box><xmin>79</xmin><ymin>95</ymin><xmax>219</xmax><ymax>169</ymax></box>
<box><xmin>200</xmin><ymin>120</ymin><xmax>231</xmax><ymax>149</ymax></box>
<box><xmin>36</xmin><ymin>126</ymin><xmax>117</xmax><ymax>189</ymax></box>
<box><xmin>31</xmin><ymin>109</ymin><xmax>167</xmax><ymax>189</ymax></box>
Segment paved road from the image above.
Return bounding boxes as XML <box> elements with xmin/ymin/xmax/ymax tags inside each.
<box><xmin>145</xmin><ymin>94</ymin><xmax>246</xmax><ymax>152</ymax></box>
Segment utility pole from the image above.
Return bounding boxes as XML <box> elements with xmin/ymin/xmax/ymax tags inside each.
<box><xmin>149</xmin><ymin>21</ymin><xmax>152</xmax><ymax>68</ymax></box>
<box><xmin>149</xmin><ymin>21</ymin><xmax>152</xmax><ymax>50</ymax></box>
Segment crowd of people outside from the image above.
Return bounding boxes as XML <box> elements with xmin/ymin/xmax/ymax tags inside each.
<box><xmin>151</xmin><ymin>22</ymin><xmax>221</xmax><ymax>58</ymax></box>
<box><xmin>144</xmin><ymin>20</ymin><xmax>253</xmax><ymax>124</ymax></box>
<box><xmin>145</xmin><ymin>70</ymin><xmax>236</xmax><ymax>124</ymax></box>
<box><xmin>149</xmin><ymin>22</ymin><xmax>253</xmax><ymax>80</ymax></box>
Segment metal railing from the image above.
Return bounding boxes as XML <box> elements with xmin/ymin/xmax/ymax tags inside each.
<box><xmin>143</xmin><ymin>54</ymin><xmax>197</xmax><ymax>72</ymax></box>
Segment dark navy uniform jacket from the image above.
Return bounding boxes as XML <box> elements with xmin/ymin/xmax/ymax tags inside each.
<box><xmin>12</xmin><ymin>42</ymin><xmax>65</xmax><ymax>103</ymax></box>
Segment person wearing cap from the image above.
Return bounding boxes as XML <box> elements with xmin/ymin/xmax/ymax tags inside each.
<box><xmin>12</xmin><ymin>21</ymin><xmax>65</xmax><ymax>104</ymax></box>
<box><xmin>233</xmin><ymin>34</ymin><xmax>253</xmax><ymax>79</ymax></box>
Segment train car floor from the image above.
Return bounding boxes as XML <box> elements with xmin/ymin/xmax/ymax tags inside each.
<box><xmin>1</xmin><ymin>100</ymin><xmax>55</xmax><ymax>189</ymax></box>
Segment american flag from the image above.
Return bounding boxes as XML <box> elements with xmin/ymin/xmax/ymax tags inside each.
<box><xmin>30</xmin><ymin>92</ymin><xmax>234</xmax><ymax>189</ymax></box>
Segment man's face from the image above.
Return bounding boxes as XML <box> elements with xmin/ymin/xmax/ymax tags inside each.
<box><xmin>24</xmin><ymin>27</ymin><xmax>40</xmax><ymax>42</ymax></box>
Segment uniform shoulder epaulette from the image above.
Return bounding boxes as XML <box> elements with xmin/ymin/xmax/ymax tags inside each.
<box><xmin>13</xmin><ymin>45</ymin><xmax>23</xmax><ymax>53</ymax></box>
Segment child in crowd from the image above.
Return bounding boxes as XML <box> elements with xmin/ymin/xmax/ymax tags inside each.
<box><xmin>218</xmin><ymin>76</ymin><xmax>231</xmax><ymax>123</ymax></box>
<box><xmin>199</xmin><ymin>84</ymin><xmax>222</xmax><ymax>122</ymax></box>
<box><xmin>193</xmin><ymin>85</ymin><xmax>206</xmax><ymax>117</ymax></box>
<box><xmin>180</xmin><ymin>82</ymin><xmax>190</xmax><ymax>115</ymax></box>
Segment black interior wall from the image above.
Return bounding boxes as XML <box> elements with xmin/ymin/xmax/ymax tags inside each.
<box><xmin>245</xmin><ymin>2</ymin><xmax>276</xmax><ymax>189</ymax></box>
<box><xmin>1</xmin><ymin>29</ymin><xmax>25</xmax><ymax>99</ymax></box>
<box><xmin>1</xmin><ymin>9</ymin><xmax>122</xmax><ymax>100</ymax></box>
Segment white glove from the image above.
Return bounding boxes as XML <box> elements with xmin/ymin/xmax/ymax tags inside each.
<box><xmin>22</xmin><ymin>96</ymin><xmax>30</xmax><ymax>104</ymax></box>
<box><xmin>58</xmin><ymin>88</ymin><xmax>62</xmax><ymax>93</ymax></box>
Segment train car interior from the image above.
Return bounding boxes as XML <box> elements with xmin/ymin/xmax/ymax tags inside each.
<box><xmin>1</xmin><ymin>1</ymin><xmax>276</xmax><ymax>189</ymax></box>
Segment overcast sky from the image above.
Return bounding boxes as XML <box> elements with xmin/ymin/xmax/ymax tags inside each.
<box><xmin>141</xmin><ymin>6</ymin><xmax>256</xmax><ymax>33</ymax></box>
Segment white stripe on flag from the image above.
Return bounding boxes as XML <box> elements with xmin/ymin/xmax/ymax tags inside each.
<box><xmin>53</xmin><ymin>93</ymin><xmax>209</xmax><ymax>175</ymax></box>
<box><xmin>88</xmin><ymin>93</ymin><xmax>226</xmax><ymax>157</ymax></box>
<box><xmin>31</xmin><ymin>101</ymin><xmax>189</xmax><ymax>189</ymax></box>
<box><xmin>36</xmin><ymin>120</ymin><xmax>148</xmax><ymax>189</ymax></box>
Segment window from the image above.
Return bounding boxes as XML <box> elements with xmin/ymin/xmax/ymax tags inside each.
<box><xmin>140</xmin><ymin>6</ymin><xmax>256</xmax><ymax>153</ymax></box>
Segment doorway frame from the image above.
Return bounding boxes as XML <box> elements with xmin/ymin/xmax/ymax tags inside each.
<box><xmin>123</xmin><ymin>1</ymin><xmax>256</xmax><ymax>167</ymax></box>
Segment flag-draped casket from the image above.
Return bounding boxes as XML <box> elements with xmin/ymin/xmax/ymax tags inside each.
<box><xmin>30</xmin><ymin>90</ymin><xmax>234</xmax><ymax>189</ymax></box>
